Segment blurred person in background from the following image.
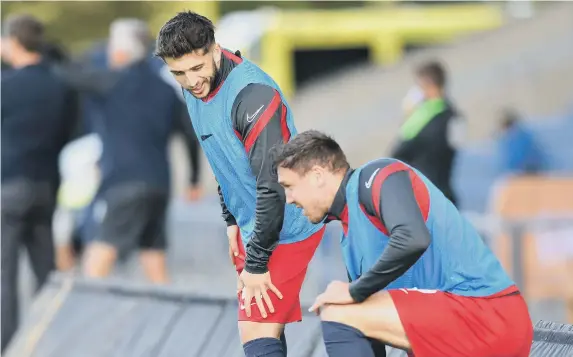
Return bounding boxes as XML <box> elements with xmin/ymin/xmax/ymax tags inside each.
<box><xmin>78</xmin><ymin>36</ymin><xmax>203</xmax><ymax>200</ymax></box>
<box><xmin>391</xmin><ymin>61</ymin><xmax>465</xmax><ymax>206</ymax></box>
<box><xmin>52</xmin><ymin>134</ymin><xmax>103</xmax><ymax>272</ymax></box>
<box><xmin>156</xmin><ymin>11</ymin><xmax>325</xmax><ymax>357</ymax></box>
<box><xmin>1</xmin><ymin>14</ymin><xmax>77</xmax><ymax>352</ymax></box>
<box><xmin>497</xmin><ymin>108</ymin><xmax>545</xmax><ymax>175</ymax></box>
<box><xmin>40</xmin><ymin>39</ymin><xmax>93</xmax><ymax>272</ymax></box>
<box><xmin>61</xmin><ymin>18</ymin><xmax>201</xmax><ymax>284</ymax></box>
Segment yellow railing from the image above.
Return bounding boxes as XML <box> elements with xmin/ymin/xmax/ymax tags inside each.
<box><xmin>257</xmin><ymin>4</ymin><xmax>504</xmax><ymax>98</ymax></box>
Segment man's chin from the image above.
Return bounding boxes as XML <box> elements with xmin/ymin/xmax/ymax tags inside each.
<box><xmin>308</xmin><ymin>215</ymin><xmax>323</xmax><ymax>224</ymax></box>
<box><xmin>187</xmin><ymin>87</ymin><xmax>210</xmax><ymax>99</ymax></box>
<box><xmin>189</xmin><ymin>91</ymin><xmax>207</xmax><ymax>99</ymax></box>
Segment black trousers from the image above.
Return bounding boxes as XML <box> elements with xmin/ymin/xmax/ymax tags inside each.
<box><xmin>1</xmin><ymin>180</ymin><xmax>56</xmax><ymax>352</ymax></box>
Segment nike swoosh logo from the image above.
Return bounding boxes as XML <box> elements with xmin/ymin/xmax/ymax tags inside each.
<box><xmin>365</xmin><ymin>168</ymin><xmax>380</xmax><ymax>189</ymax></box>
<box><xmin>200</xmin><ymin>134</ymin><xmax>213</xmax><ymax>141</ymax></box>
<box><xmin>246</xmin><ymin>105</ymin><xmax>265</xmax><ymax>123</ymax></box>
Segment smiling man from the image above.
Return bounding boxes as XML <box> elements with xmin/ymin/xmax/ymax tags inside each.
<box><xmin>272</xmin><ymin>130</ymin><xmax>533</xmax><ymax>357</ymax></box>
<box><xmin>155</xmin><ymin>11</ymin><xmax>325</xmax><ymax>357</ymax></box>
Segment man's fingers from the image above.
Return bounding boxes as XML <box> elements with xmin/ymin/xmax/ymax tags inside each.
<box><xmin>267</xmin><ymin>282</ymin><xmax>283</xmax><ymax>300</ymax></box>
<box><xmin>229</xmin><ymin>238</ymin><xmax>239</xmax><ymax>257</ymax></box>
<box><xmin>261</xmin><ymin>288</ymin><xmax>274</xmax><ymax>314</ymax></box>
<box><xmin>237</xmin><ymin>277</ymin><xmax>244</xmax><ymax>294</ymax></box>
<box><xmin>228</xmin><ymin>245</ymin><xmax>235</xmax><ymax>265</ymax></box>
<box><xmin>309</xmin><ymin>294</ymin><xmax>324</xmax><ymax>313</ymax></box>
<box><xmin>228</xmin><ymin>227</ymin><xmax>240</xmax><ymax>258</ymax></box>
<box><xmin>244</xmin><ymin>290</ymin><xmax>252</xmax><ymax>317</ymax></box>
<box><xmin>255</xmin><ymin>291</ymin><xmax>267</xmax><ymax>318</ymax></box>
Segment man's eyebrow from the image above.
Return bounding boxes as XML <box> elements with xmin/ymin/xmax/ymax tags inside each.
<box><xmin>171</xmin><ymin>64</ymin><xmax>204</xmax><ymax>73</ymax></box>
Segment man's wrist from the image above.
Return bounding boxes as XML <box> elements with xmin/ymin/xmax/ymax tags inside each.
<box><xmin>348</xmin><ymin>280</ymin><xmax>369</xmax><ymax>303</ymax></box>
<box><xmin>244</xmin><ymin>243</ymin><xmax>270</xmax><ymax>274</ymax></box>
<box><xmin>225</xmin><ymin>217</ymin><xmax>237</xmax><ymax>227</ymax></box>
<box><xmin>244</xmin><ymin>263</ymin><xmax>269</xmax><ymax>274</ymax></box>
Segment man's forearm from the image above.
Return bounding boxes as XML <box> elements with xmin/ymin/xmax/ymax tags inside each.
<box><xmin>350</xmin><ymin>169</ymin><xmax>431</xmax><ymax>302</ymax></box>
<box><xmin>244</xmin><ymin>184</ymin><xmax>285</xmax><ymax>273</ymax></box>
<box><xmin>218</xmin><ymin>185</ymin><xmax>236</xmax><ymax>226</ymax></box>
<box><xmin>232</xmin><ymin>83</ymin><xmax>289</xmax><ymax>274</ymax></box>
<box><xmin>176</xmin><ymin>104</ymin><xmax>202</xmax><ymax>186</ymax></box>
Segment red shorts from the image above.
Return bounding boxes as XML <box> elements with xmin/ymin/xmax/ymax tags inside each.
<box><xmin>233</xmin><ymin>227</ymin><xmax>325</xmax><ymax>323</ymax></box>
<box><xmin>389</xmin><ymin>287</ymin><xmax>533</xmax><ymax>357</ymax></box>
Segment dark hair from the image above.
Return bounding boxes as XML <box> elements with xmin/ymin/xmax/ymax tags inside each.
<box><xmin>3</xmin><ymin>14</ymin><xmax>45</xmax><ymax>53</ymax></box>
<box><xmin>155</xmin><ymin>11</ymin><xmax>215</xmax><ymax>59</ymax></box>
<box><xmin>42</xmin><ymin>41</ymin><xmax>69</xmax><ymax>64</ymax></box>
<box><xmin>501</xmin><ymin>108</ymin><xmax>520</xmax><ymax>130</ymax></box>
<box><xmin>272</xmin><ymin>130</ymin><xmax>350</xmax><ymax>175</ymax></box>
<box><xmin>416</xmin><ymin>60</ymin><xmax>447</xmax><ymax>88</ymax></box>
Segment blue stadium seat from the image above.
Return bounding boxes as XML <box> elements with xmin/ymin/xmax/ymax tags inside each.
<box><xmin>453</xmin><ymin>112</ymin><xmax>573</xmax><ymax>213</ymax></box>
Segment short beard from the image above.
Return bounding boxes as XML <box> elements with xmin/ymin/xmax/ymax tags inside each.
<box><xmin>188</xmin><ymin>58</ymin><xmax>218</xmax><ymax>99</ymax></box>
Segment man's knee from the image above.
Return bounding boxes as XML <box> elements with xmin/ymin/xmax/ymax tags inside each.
<box><xmin>82</xmin><ymin>242</ymin><xmax>118</xmax><ymax>278</ymax></box>
<box><xmin>238</xmin><ymin>321</ymin><xmax>284</xmax><ymax>343</ymax></box>
<box><xmin>319</xmin><ymin>297</ymin><xmax>410</xmax><ymax>351</ymax></box>
<box><xmin>320</xmin><ymin>304</ymin><xmax>352</xmax><ymax>324</ymax></box>
<box><xmin>239</xmin><ymin>321</ymin><xmax>286</xmax><ymax>356</ymax></box>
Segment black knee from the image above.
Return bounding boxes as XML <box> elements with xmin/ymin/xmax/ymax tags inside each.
<box><xmin>321</xmin><ymin>321</ymin><xmax>375</xmax><ymax>357</ymax></box>
<box><xmin>243</xmin><ymin>337</ymin><xmax>285</xmax><ymax>357</ymax></box>
<box><xmin>280</xmin><ymin>331</ymin><xmax>287</xmax><ymax>355</ymax></box>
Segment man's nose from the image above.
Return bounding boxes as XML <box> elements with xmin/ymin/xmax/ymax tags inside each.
<box><xmin>185</xmin><ymin>73</ymin><xmax>199</xmax><ymax>87</ymax></box>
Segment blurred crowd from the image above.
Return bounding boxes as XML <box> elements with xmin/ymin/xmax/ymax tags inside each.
<box><xmin>0</xmin><ymin>10</ymin><xmax>555</xmax><ymax>353</ymax></box>
<box><xmin>1</xmin><ymin>14</ymin><xmax>205</xmax><ymax>350</ymax></box>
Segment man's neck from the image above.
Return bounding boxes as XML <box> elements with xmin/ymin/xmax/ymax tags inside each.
<box><xmin>11</xmin><ymin>52</ymin><xmax>42</xmax><ymax>69</ymax></box>
<box><xmin>425</xmin><ymin>88</ymin><xmax>443</xmax><ymax>100</ymax></box>
<box><xmin>324</xmin><ymin>168</ymin><xmax>352</xmax><ymax>220</ymax></box>
<box><xmin>209</xmin><ymin>50</ymin><xmax>237</xmax><ymax>95</ymax></box>
<box><xmin>332</xmin><ymin>169</ymin><xmax>348</xmax><ymax>193</ymax></box>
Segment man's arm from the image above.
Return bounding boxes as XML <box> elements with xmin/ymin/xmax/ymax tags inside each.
<box><xmin>55</xmin><ymin>62</ymin><xmax>118</xmax><ymax>96</ymax></box>
<box><xmin>349</xmin><ymin>166</ymin><xmax>431</xmax><ymax>303</ymax></box>
<box><xmin>172</xmin><ymin>101</ymin><xmax>202</xmax><ymax>186</ymax></box>
<box><xmin>218</xmin><ymin>184</ymin><xmax>237</xmax><ymax>226</ymax></box>
<box><xmin>233</xmin><ymin>83</ymin><xmax>289</xmax><ymax>274</ymax></box>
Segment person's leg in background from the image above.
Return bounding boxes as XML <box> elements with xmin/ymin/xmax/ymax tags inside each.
<box><xmin>53</xmin><ymin>206</ymin><xmax>77</xmax><ymax>272</ymax></box>
<box><xmin>83</xmin><ymin>183</ymin><xmax>170</xmax><ymax>283</ymax></box>
<box><xmin>23</xmin><ymin>184</ymin><xmax>56</xmax><ymax>292</ymax></box>
<box><xmin>1</xmin><ymin>201</ymin><xmax>25</xmax><ymax>352</ymax></box>
<box><xmin>236</xmin><ymin>228</ymin><xmax>325</xmax><ymax>357</ymax></box>
<box><xmin>0</xmin><ymin>180</ymin><xmax>35</xmax><ymax>352</ymax></box>
<box><xmin>138</xmin><ymin>187</ymin><xmax>170</xmax><ymax>284</ymax></box>
<box><xmin>82</xmin><ymin>184</ymin><xmax>135</xmax><ymax>278</ymax></box>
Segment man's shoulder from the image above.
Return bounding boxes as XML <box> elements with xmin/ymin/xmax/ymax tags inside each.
<box><xmin>232</xmin><ymin>83</ymin><xmax>279</xmax><ymax>125</ymax></box>
<box><xmin>235</xmin><ymin>83</ymin><xmax>276</xmax><ymax>104</ymax></box>
<box><xmin>356</xmin><ymin>159</ymin><xmax>397</xmax><ymax>191</ymax></box>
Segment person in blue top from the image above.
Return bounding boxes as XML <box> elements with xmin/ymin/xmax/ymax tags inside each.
<box><xmin>272</xmin><ymin>130</ymin><xmax>533</xmax><ymax>357</ymax></box>
<box><xmin>155</xmin><ymin>11</ymin><xmax>325</xmax><ymax>357</ymax></box>
<box><xmin>498</xmin><ymin>109</ymin><xmax>545</xmax><ymax>175</ymax></box>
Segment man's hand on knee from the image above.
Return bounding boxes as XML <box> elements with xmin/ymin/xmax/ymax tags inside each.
<box><xmin>309</xmin><ymin>281</ymin><xmax>355</xmax><ymax>314</ymax></box>
<box><xmin>239</xmin><ymin>270</ymin><xmax>283</xmax><ymax>318</ymax></box>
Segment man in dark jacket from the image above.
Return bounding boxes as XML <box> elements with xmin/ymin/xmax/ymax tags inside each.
<box><xmin>1</xmin><ymin>14</ymin><xmax>76</xmax><ymax>352</ymax></box>
<box><xmin>61</xmin><ymin>19</ymin><xmax>200</xmax><ymax>283</ymax></box>
<box><xmin>392</xmin><ymin>61</ymin><xmax>465</xmax><ymax>206</ymax></box>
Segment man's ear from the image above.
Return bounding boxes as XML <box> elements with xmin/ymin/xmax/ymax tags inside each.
<box><xmin>310</xmin><ymin>165</ymin><xmax>326</xmax><ymax>187</ymax></box>
<box><xmin>213</xmin><ymin>43</ymin><xmax>222</xmax><ymax>65</ymax></box>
